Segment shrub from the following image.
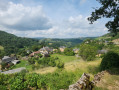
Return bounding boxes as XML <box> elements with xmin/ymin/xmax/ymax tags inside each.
<box><xmin>25</xmin><ymin>73</ymin><xmax>39</xmax><ymax>88</ymax></box>
<box><xmin>0</xmin><ymin>85</ymin><xmax>7</xmax><ymax>90</ymax></box>
<box><xmin>100</xmin><ymin>51</ymin><xmax>119</xmax><ymax>71</ymax></box>
<box><xmin>9</xmin><ymin>75</ymin><xmax>27</xmax><ymax>90</ymax></box>
<box><xmin>0</xmin><ymin>73</ymin><xmax>9</xmax><ymax>85</ymax></box>
<box><xmin>57</xmin><ymin>61</ymin><xmax>64</xmax><ymax>68</ymax></box>
<box><xmin>1</xmin><ymin>62</ymin><xmax>7</xmax><ymax>70</ymax></box>
<box><xmin>28</xmin><ymin>57</ymin><xmax>36</xmax><ymax>64</ymax></box>
<box><xmin>37</xmin><ymin>76</ymin><xmax>48</xmax><ymax>89</ymax></box>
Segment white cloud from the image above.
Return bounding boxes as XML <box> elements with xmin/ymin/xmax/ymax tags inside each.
<box><xmin>0</xmin><ymin>1</ymin><xmax>52</xmax><ymax>31</ymax></box>
<box><xmin>4</xmin><ymin>15</ymin><xmax>108</xmax><ymax>38</ymax></box>
<box><xmin>0</xmin><ymin>0</ymin><xmax>108</xmax><ymax>38</ymax></box>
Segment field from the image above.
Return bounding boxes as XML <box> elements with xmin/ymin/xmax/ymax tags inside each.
<box><xmin>32</xmin><ymin>54</ymin><xmax>101</xmax><ymax>77</ymax></box>
<box><xmin>0</xmin><ymin>45</ymin><xmax>4</xmax><ymax>50</ymax></box>
<box><xmin>10</xmin><ymin>60</ymin><xmax>32</xmax><ymax>71</ymax></box>
<box><xmin>51</xmin><ymin>54</ymin><xmax>79</xmax><ymax>63</ymax></box>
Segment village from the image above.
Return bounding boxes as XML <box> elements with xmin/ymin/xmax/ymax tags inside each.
<box><xmin>0</xmin><ymin>45</ymin><xmax>80</xmax><ymax>74</ymax></box>
<box><xmin>0</xmin><ymin>37</ymin><xmax>115</xmax><ymax>74</ymax></box>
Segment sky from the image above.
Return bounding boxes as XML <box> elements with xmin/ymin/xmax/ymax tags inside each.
<box><xmin>0</xmin><ymin>0</ymin><xmax>109</xmax><ymax>38</ymax></box>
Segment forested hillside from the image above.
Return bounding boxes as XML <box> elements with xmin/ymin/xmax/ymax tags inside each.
<box><xmin>39</xmin><ymin>38</ymin><xmax>83</xmax><ymax>48</ymax></box>
<box><xmin>0</xmin><ymin>31</ymin><xmax>39</xmax><ymax>55</ymax></box>
<box><xmin>38</xmin><ymin>37</ymin><xmax>96</xmax><ymax>48</ymax></box>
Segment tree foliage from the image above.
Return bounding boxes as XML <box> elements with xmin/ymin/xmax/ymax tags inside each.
<box><xmin>64</xmin><ymin>48</ymin><xmax>75</xmax><ymax>56</ymax></box>
<box><xmin>0</xmin><ymin>31</ymin><xmax>39</xmax><ymax>55</ymax></box>
<box><xmin>88</xmin><ymin>0</ymin><xmax>119</xmax><ymax>35</ymax></box>
<box><xmin>100</xmin><ymin>51</ymin><xmax>119</xmax><ymax>70</ymax></box>
<box><xmin>79</xmin><ymin>44</ymin><xmax>97</xmax><ymax>61</ymax></box>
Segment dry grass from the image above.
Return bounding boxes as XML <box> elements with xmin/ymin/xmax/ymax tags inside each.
<box><xmin>0</xmin><ymin>65</ymin><xmax>1</xmax><ymax>70</ymax></box>
<box><xmin>96</xmin><ymin>72</ymin><xmax>119</xmax><ymax>90</ymax></box>
<box><xmin>0</xmin><ymin>45</ymin><xmax>4</xmax><ymax>50</ymax></box>
<box><xmin>64</xmin><ymin>59</ymin><xmax>101</xmax><ymax>72</ymax></box>
<box><xmin>31</xmin><ymin>58</ymin><xmax>101</xmax><ymax>76</ymax></box>
<box><xmin>32</xmin><ymin>67</ymin><xmax>57</xmax><ymax>74</ymax></box>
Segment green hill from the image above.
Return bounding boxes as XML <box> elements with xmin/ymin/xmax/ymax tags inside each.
<box><xmin>0</xmin><ymin>30</ymin><xmax>39</xmax><ymax>55</ymax></box>
<box><xmin>38</xmin><ymin>37</ymin><xmax>96</xmax><ymax>48</ymax></box>
<box><xmin>96</xmin><ymin>32</ymin><xmax>119</xmax><ymax>40</ymax></box>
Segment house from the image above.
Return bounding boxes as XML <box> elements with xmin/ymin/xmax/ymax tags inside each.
<box><xmin>97</xmin><ymin>50</ymin><xmax>108</xmax><ymax>57</ymax></box>
<box><xmin>29</xmin><ymin>47</ymin><xmax>52</xmax><ymax>57</ymax></box>
<box><xmin>59</xmin><ymin>46</ymin><xmax>66</xmax><ymax>52</ymax></box>
<box><xmin>97</xmin><ymin>50</ymin><xmax>108</xmax><ymax>54</ymax></box>
<box><xmin>29</xmin><ymin>51</ymin><xmax>41</xmax><ymax>57</ymax></box>
<box><xmin>39</xmin><ymin>47</ymin><xmax>53</xmax><ymax>53</ymax></box>
<box><xmin>11</xmin><ymin>60</ymin><xmax>20</xmax><ymax>65</ymax></box>
<box><xmin>53</xmin><ymin>49</ymin><xmax>58</xmax><ymax>53</ymax></box>
<box><xmin>1</xmin><ymin>56</ymin><xmax>20</xmax><ymax>65</ymax></box>
<box><xmin>39</xmin><ymin>47</ymin><xmax>52</xmax><ymax>57</ymax></box>
<box><xmin>73</xmin><ymin>48</ymin><xmax>79</xmax><ymax>54</ymax></box>
<box><xmin>2</xmin><ymin>56</ymin><xmax>16</xmax><ymax>63</ymax></box>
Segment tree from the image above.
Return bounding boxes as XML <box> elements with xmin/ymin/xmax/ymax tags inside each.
<box><xmin>79</xmin><ymin>44</ymin><xmax>97</xmax><ymax>61</ymax></box>
<box><xmin>64</xmin><ymin>48</ymin><xmax>75</xmax><ymax>56</ymax></box>
<box><xmin>88</xmin><ymin>0</ymin><xmax>119</xmax><ymax>35</ymax></box>
<box><xmin>0</xmin><ymin>50</ymin><xmax>5</xmax><ymax>59</ymax></box>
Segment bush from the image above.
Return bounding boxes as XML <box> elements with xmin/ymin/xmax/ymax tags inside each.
<box><xmin>37</xmin><ymin>76</ymin><xmax>48</xmax><ymax>89</ymax></box>
<box><xmin>0</xmin><ymin>74</ymin><xmax>9</xmax><ymax>85</ymax></box>
<box><xmin>9</xmin><ymin>75</ymin><xmax>27</xmax><ymax>90</ymax></box>
<box><xmin>100</xmin><ymin>51</ymin><xmax>119</xmax><ymax>71</ymax></box>
<box><xmin>25</xmin><ymin>73</ymin><xmax>39</xmax><ymax>88</ymax></box>
<box><xmin>1</xmin><ymin>62</ymin><xmax>7</xmax><ymax>70</ymax></box>
<box><xmin>57</xmin><ymin>61</ymin><xmax>64</xmax><ymax>68</ymax></box>
<box><xmin>28</xmin><ymin>57</ymin><xmax>36</xmax><ymax>64</ymax></box>
<box><xmin>0</xmin><ymin>85</ymin><xmax>7</xmax><ymax>90</ymax></box>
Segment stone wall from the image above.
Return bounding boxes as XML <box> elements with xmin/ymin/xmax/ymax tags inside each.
<box><xmin>68</xmin><ymin>71</ymin><xmax>107</xmax><ymax>90</ymax></box>
<box><xmin>69</xmin><ymin>73</ymin><xmax>94</xmax><ymax>90</ymax></box>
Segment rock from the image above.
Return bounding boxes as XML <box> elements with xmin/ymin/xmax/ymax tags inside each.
<box><xmin>92</xmin><ymin>70</ymin><xmax>107</xmax><ymax>84</ymax></box>
<box><xmin>69</xmin><ymin>71</ymin><xmax>107</xmax><ymax>90</ymax></box>
<box><xmin>69</xmin><ymin>73</ymin><xmax>94</xmax><ymax>90</ymax></box>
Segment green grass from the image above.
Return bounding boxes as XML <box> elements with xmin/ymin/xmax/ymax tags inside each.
<box><xmin>0</xmin><ymin>45</ymin><xmax>4</xmax><ymax>50</ymax></box>
<box><xmin>10</xmin><ymin>60</ymin><xmax>32</xmax><ymax>71</ymax></box>
<box><xmin>51</xmin><ymin>54</ymin><xmax>79</xmax><ymax>63</ymax></box>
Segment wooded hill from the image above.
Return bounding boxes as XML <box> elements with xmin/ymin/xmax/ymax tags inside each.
<box><xmin>0</xmin><ymin>30</ymin><xmax>39</xmax><ymax>55</ymax></box>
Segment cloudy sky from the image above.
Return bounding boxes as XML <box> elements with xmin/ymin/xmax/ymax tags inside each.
<box><xmin>0</xmin><ymin>0</ymin><xmax>109</xmax><ymax>38</ymax></box>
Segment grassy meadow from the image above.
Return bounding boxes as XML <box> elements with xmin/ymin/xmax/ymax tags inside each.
<box><xmin>0</xmin><ymin>45</ymin><xmax>4</xmax><ymax>50</ymax></box>
<box><xmin>32</xmin><ymin>54</ymin><xmax>101</xmax><ymax>77</ymax></box>
<box><xmin>10</xmin><ymin>60</ymin><xmax>32</xmax><ymax>71</ymax></box>
<box><xmin>51</xmin><ymin>54</ymin><xmax>79</xmax><ymax>63</ymax></box>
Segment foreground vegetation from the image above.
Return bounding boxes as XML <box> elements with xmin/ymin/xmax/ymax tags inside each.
<box><xmin>0</xmin><ymin>58</ymin><xmax>102</xmax><ymax>90</ymax></box>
